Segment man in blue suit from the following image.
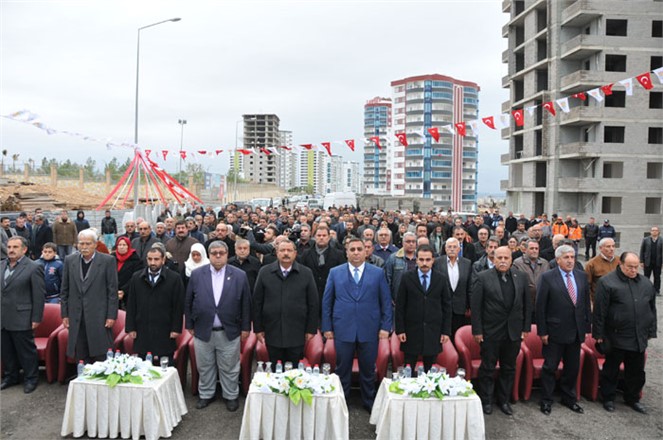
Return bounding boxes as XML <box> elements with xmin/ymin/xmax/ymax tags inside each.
<box><xmin>322</xmin><ymin>237</ymin><xmax>393</xmax><ymax>412</ymax></box>
<box><xmin>185</xmin><ymin>241</ymin><xmax>252</xmax><ymax>412</ymax></box>
<box><xmin>536</xmin><ymin>245</ymin><xmax>591</xmax><ymax>416</ymax></box>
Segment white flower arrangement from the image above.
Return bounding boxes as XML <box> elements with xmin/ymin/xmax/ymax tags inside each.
<box><xmin>82</xmin><ymin>354</ymin><xmax>162</xmax><ymax>387</ymax></box>
<box><xmin>252</xmin><ymin>370</ymin><xmax>335</xmax><ymax>406</ymax></box>
<box><xmin>389</xmin><ymin>372</ymin><xmax>474</xmax><ymax>399</ymax></box>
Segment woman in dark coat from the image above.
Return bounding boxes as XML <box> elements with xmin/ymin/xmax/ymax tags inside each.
<box><xmin>113</xmin><ymin>236</ymin><xmax>143</xmax><ymax>309</ymax></box>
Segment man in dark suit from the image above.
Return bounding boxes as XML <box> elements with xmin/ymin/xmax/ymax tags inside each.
<box><xmin>445</xmin><ymin>226</ymin><xmax>477</xmax><ymax>264</ymax></box>
<box><xmin>61</xmin><ymin>229</ymin><xmax>118</xmax><ymax>364</ymax></box>
<box><xmin>472</xmin><ymin>246</ymin><xmax>531</xmax><ymax>416</ymax></box>
<box><xmin>1</xmin><ymin>237</ymin><xmax>44</xmax><ymax>393</ymax></box>
<box><xmin>396</xmin><ymin>245</ymin><xmax>452</xmax><ymax>372</ymax></box>
<box><xmin>536</xmin><ymin>245</ymin><xmax>591</xmax><ymax>415</ymax></box>
<box><xmin>30</xmin><ymin>214</ymin><xmax>53</xmax><ymax>260</ymax></box>
<box><xmin>434</xmin><ymin>237</ymin><xmax>473</xmax><ymax>339</ymax></box>
<box><xmin>322</xmin><ymin>237</ymin><xmax>393</xmax><ymax>412</ymax></box>
<box><xmin>253</xmin><ymin>240</ymin><xmax>319</xmax><ymax>365</ymax></box>
<box><xmin>185</xmin><ymin>241</ymin><xmax>251</xmax><ymax>411</ymax></box>
<box><xmin>640</xmin><ymin>226</ymin><xmax>662</xmax><ymax>296</ymax></box>
<box><xmin>298</xmin><ymin>225</ymin><xmax>345</xmax><ymax>310</ymax></box>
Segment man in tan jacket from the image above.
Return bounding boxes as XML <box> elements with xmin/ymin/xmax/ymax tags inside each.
<box><xmin>585</xmin><ymin>238</ymin><xmax>619</xmax><ymax>306</ymax></box>
<box><xmin>52</xmin><ymin>210</ymin><xmax>78</xmax><ymax>260</ymax></box>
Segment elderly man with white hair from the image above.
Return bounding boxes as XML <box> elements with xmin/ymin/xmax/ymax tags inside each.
<box><xmin>61</xmin><ymin>229</ymin><xmax>119</xmax><ymax>363</ymax></box>
<box><xmin>585</xmin><ymin>238</ymin><xmax>619</xmax><ymax>306</ymax></box>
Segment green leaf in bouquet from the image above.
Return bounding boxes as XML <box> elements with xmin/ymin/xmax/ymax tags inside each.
<box><xmin>106</xmin><ymin>373</ymin><xmax>121</xmax><ymax>388</ymax></box>
<box><xmin>129</xmin><ymin>375</ymin><xmax>143</xmax><ymax>385</ymax></box>
<box><xmin>289</xmin><ymin>388</ymin><xmax>302</xmax><ymax>406</ymax></box>
<box><xmin>300</xmin><ymin>389</ymin><xmax>313</xmax><ymax>406</ymax></box>
<box><xmin>388</xmin><ymin>381</ymin><xmax>404</xmax><ymax>394</ymax></box>
<box><xmin>434</xmin><ymin>390</ymin><xmax>445</xmax><ymax>400</ymax></box>
<box><xmin>149</xmin><ymin>369</ymin><xmax>162</xmax><ymax>379</ymax></box>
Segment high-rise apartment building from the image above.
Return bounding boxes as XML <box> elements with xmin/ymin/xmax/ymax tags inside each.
<box><xmin>327</xmin><ymin>155</ymin><xmax>344</xmax><ymax>193</ymax></box>
<box><xmin>342</xmin><ymin>161</ymin><xmax>362</xmax><ymax>194</ymax></box>
<box><xmin>501</xmin><ymin>0</ymin><xmax>663</xmax><ymax>251</ymax></box>
<box><xmin>241</xmin><ymin>114</ymin><xmax>280</xmax><ymax>185</ymax></box>
<box><xmin>363</xmin><ymin>97</ymin><xmax>392</xmax><ymax>195</ymax></box>
<box><xmin>391</xmin><ymin>75</ymin><xmax>480</xmax><ymax>210</ymax></box>
<box><xmin>278</xmin><ymin>130</ymin><xmax>298</xmax><ymax>190</ymax></box>
<box><xmin>298</xmin><ymin>149</ymin><xmax>329</xmax><ymax>195</ymax></box>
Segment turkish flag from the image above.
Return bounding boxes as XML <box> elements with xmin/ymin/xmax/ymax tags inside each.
<box><xmin>161</xmin><ymin>150</ymin><xmax>169</xmax><ymax>160</ymax></box>
<box><xmin>482</xmin><ymin>116</ymin><xmax>496</xmax><ymax>129</ymax></box>
<box><xmin>542</xmin><ymin>101</ymin><xmax>556</xmax><ymax>116</ymax></box>
<box><xmin>427</xmin><ymin>127</ymin><xmax>440</xmax><ymax>142</ymax></box>
<box><xmin>572</xmin><ymin>92</ymin><xmax>587</xmax><ymax>101</ymax></box>
<box><xmin>321</xmin><ymin>142</ymin><xmax>332</xmax><ymax>156</ymax></box>
<box><xmin>197</xmin><ymin>150</ymin><xmax>207</xmax><ymax>155</ymax></box>
<box><xmin>369</xmin><ymin>136</ymin><xmax>381</xmax><ymax>150</ymax></box>
<box><xmin>601</xmin><ymin>83</ymin><xmax>614</xmax><ymax>96</ymax></box>
<box><xmin>215</xmin><ymin>150</ymin><xmax>223</xmax><ymax>155</ymax></box>
<box><xmin>454</xmin><ymin>122</ymin><xmax>467</xmax><ymax>136</ymax></box>
<box><xmin>396</xmin><ymin>132</ymin><xmax>408</xmax><ymax>147</ymax></box>
<box><xmin>144</xmin><ymin>149</ymin><xmax>151</xmax><ymax>158</ymax></box>
<box><xmin>636</xmin><ymin>73</ymin><xmax>654</xmax><ymax>90</ymax></box>
<box><xmin>180</xmin><ymin>151</ymin><xmax>187</xmax><ymax>160</ymax></box>
<box><xmin>300</xmin><ymin>144</ymin><xmax>313</xmax><ymax>150</ymax></box>
<box><xmin>260</xmin><ymin>148</ymin><xmax>271</xmax><ymax>155</ymax></box>
<box><xmin>512</xmin><ymin>109</ymin><xmax>524</xmax><ymax>127</ymax></box>
<box><xmin>345</xmin><ymin>139</ymin><xmax>355</xmax><ymax>151</ymax></box>
<box><xmin>279</xmin><ymin>145</ymin><xmax>292</xmax><ymax>151</ymax></box>
<box><xmin>238</xmin><ymin>149</ymin><xmax>252</xmax><ymax>155</ymax></box>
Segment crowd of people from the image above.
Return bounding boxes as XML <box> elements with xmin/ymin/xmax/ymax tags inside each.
<box><xmin>0</xmin><ymin>204</ymin><xmax>659</xmax><ymax>419</ymax></box>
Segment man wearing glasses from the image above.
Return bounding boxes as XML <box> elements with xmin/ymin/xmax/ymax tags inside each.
<box><xmin>185</xmin><ymin>241</ymin><xmax>251</xmax><ymax>412</ymax></box>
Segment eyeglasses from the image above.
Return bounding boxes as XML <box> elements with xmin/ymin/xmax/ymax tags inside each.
<box><xmin>209</xmin><ymin>251</ymin><xmax>227</xmax><ymax>256</ymax></box>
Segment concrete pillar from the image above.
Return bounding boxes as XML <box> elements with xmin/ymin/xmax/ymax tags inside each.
<box><xmin>105</xmin><ymin>169</ymin><xmax>111</xmax><ymax>192</ymax></box>
<box><xmin>23</xmin><ymin>163</ymin><xmax>29</xmax><ymax>180</ymax></box>
<box><xmin>79</xmin><ymin>168</ymin><xmax>84</xmax><ymax>189</ymax></box>
<box><xmin>50</xmin><ymin>164</ymin><xmax>57</xmax><ymax>187</ymax></box>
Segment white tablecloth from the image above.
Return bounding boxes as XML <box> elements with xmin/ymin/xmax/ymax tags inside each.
<box><xmin>239</xmin><ymin>373</ymin><xmax>349</xmax><ymax>440</ymax></box>
<box><xmin>61</xmin><ymin>367</ymin><xmax>188</xmax><ymax>440</ymax></box>
<box><xmin>369</xmin><ymin>379</ymin><xmax>485</xmax><ymax>440</ymax></box>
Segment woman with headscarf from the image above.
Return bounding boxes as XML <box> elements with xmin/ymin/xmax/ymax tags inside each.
<box><xmin>113</xmin><ymin>236</ymin><xmax>143</xmax><ymax>309</ymax></box>
<box><xmin>182</xmin><ymin>242</ymin><xmax>209</xmax><ymax>289</ymax></box>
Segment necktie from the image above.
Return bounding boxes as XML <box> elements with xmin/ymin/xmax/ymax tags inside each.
<box><xmin>422</xmin><ymin>273</ymin><xmax>428</xmax><ymax>291</ymax></box>
<box><xmin>501</xmin><ymin>273</ymin><xmax>507</xmax><ymax>283</ymax></box>
<box><xmin>149</xmin><ymin>272</ymin><xmax>158</xmax><ymax>286</ymax></box>
<box><xmin>566</xmin><ymin>273</ymin><xmax>577</xmax><ymax>305</ymax></box>
<box><xmin>282</xmin><ymin>270</ymin><xmax>289</xmax><ymax>278</ymax></box>
<box><xmin>353</xmin><ymin>267</ymin><xmax>360</xmax><ymax>284</ymax></box>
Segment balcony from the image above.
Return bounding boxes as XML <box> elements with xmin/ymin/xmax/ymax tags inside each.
<box><xmin>560</xmin><ymin>34</ymin><xmax>603</xmax><ymax>60</ymax></box>
<box><xmin>559</xmin><ymin>106</ymin><xmax>634</xmax><ymax>126</ymax></box>
<box><xmin>500</xmin><ymin>180</ymin><xmax>509</xmax><ymax>191</ymax></box>
<box><xmin>557</xmin><ymin>142</ymin><xmax>602</xmax><ymax>158</ymax></box>
<box><xmin>561</xmin><ymin>0</ymin><xmax>603</xmax><ymax>28</ymax></box>
<box><xmin>560</xmin><ymin>70</ymin><xmax>636</xmax><ymax>93</ymax></box>
<box><xmin>502</xmin><ymin>0</ymin><xmax>510</xmax><ymax>13</ymax></box>
<box><xmin>501</xmin><ymin>153</ymin><xmax>511</xmax><ymax>164</ymax></box>
<box><xmin>557</xmin><ymin>177</ymin><xmax>612</xmax><ymax>193</ymax></box>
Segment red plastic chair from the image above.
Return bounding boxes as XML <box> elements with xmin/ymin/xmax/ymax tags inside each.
<box><xmin>189</xmin><ymin>331</ymin><xmax>258</xmax><ymax>396</ymax></box>
<box><xmin>34</xmin><ymin>303</ymin><xmax>64</xmax><ymax>383</ymax></box>
<box><xmin>321</xmin><ymin>336</ymin><xmax>391</xmax><ymax>383</ymax></box>
<box><xmin>454</xmin><ymin>325</ymin><xmax>523</xmax><ymax>403</ymax></box>
<box><xmin>254</xmin><ymin>331</ymin><xmax>325</xmax><ymax>367</ymax></box>
<box><xmin>57</xmin><ymin>310</ymin><xmax>126</xmax><ymax>383</ymax></box>
<box><xmin>520</xmin><ymin>324</ymin><xmax>584</xmax><ymax>401</ymax></box>
<box><xmin>580</xmin><ymin>334</ymin><xmax>647</xmax><ymax>401</ymax></box>
<box><xmin>389</xmin><ymin>333</ymin><xmax>459</xmax><ymax>377</ymax></box>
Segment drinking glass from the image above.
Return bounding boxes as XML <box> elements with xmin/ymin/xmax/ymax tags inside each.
<box><xmin>397</xmin><ymin>366</ymin><xmax>404</xmax><ymax>379</ymax></box>
<box><xmin>257</xmin><ymin>361</ymin><xmax>264</xmax><ymax>373</ymax></box>
<box><xmin>457</xmin><ymin>368</ymin><xmax>466</xmax><ymax>380</ymax></box>
<box><xmin>439</xmin><ymin>367</ymin><xmax>447</xmax><ymax>376</ymax></box>
<box><xmin>265</xmin><ymin>362</ymin><xmax>272</xmax><ymax>373</ymax></box>
<box><xmin>160</xmin><ymin>356</ymin><xmax>169</xmax><ymax>372</ymax></box>
<box><xmin>284</xmin><ymin>361</ymin><xmax>293</xmax><ymax>371</ymax></box>
<box><xmin>392</xmin><ymin>372</ymin><xmax>399</xmax><ymax>381</ymax></box>
<box><xmin>322</xmin><ymin>363</ymin><xmax>331</xmax><ymax>376</ymax></box>
<box><xmin>430</xmin><ymin>365</ymin><xmax>438</xmax><ymax>374</ymax></box>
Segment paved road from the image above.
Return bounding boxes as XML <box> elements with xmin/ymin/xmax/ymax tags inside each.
<box><xmin>2</xmin><ymin>300</ymin><xmax>662</xmax><ymax>439</ymax></box>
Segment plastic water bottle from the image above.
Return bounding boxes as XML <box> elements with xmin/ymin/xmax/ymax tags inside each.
<box><xmin>146</xmin><ymin>352</ymin><xmax>153</xmax><ymax>363</ymax></box>
<box><xmin>106</xmin><ymin>348</ymin><xmax>113</xmax><ymax>361</ymax></box>
<box><xmin>404</xmin><ymin>364</ymin><xmax>412</xmax><ymax>378</ymax></box>
<box><xmin>313</xmin><ymin>364</ymin><xmax>320</xmax><ymax>376</ymax></box>
<box><xmin>114</xmin><ymin>349</ymin><xmax>121</xmax><ymax>359</ymax></box>
<box><xmin>275</xmin><ymin>360</ymin><xmax>283</xmax><ymax>374</ymax></box>
<box><xmin>305</xmin><ymin>365</ymin><xmax>312</xmax><ymax>374</ymax></box>
<box><xmin>298</xmin><ymin>359</ymin><xmax>305</xmax><ymax>370</ymax></box>
<box><xmin>417</xmin><ymin>365</ymin><xmax>425</xmax><ymax>377</ymax></box>
<box><xmin>77</xmin><ymin>360</ymin><xmax>85</xmax><ymax>377</ymax></box>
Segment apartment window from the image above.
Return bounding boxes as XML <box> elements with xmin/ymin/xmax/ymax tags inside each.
<box><xmin>647</xmin><ymin>162</ymin><xmax>663</xmax><ymax>179</ymax></box>
<box><xmin>537</xmin><ymin>9</ymin><xmax>547</xmax><ymax>32</ymax></box>
<box><xmin>654</xmin><ymin>20</ymin><xmax>663</xmax><ymax>38</ymax></box>
<box><xmin>652</xmin><ymin>56</ymin><xmax>663</xmax><ymax>71</ymax></box>
<box><xmin>649</xmin><ymin>127</ymin><xmax>663</xmax><ymax>144</ymax></box>
<box><xmin>605</xmin><ymin>55</ymin><xmax>627</xmax><ymax>72</ymax></box>
<box><xmin>536</xmin><ymin>70</ymin><xmax>548</xmax><ymax>92</ymax></box>
<box><xmin>604</xmin><ymin>126</ymin><xmax>625</xmax><ymax>143</ymax></box>
<box><xmin>537</xmin><ymin>39</ymin><xmax>547</xmax><ymax>61</ymax></box>
<box><xmin>602</xmin><ymin>197</ymin><xmax>622</xmax><ymax>214</ymax></box>
<box><xmin>645</xmin><ymin>198</ymin><xmax>662</xmax><ymax>214</ymax></box>
<box><xmin>515</xmin><ymin>52</ymin><xmax>525</xmax><ymax>72</ymax></box>
<box><xmin>651</xmin><ymin>92</ymin><xmax>663</xmax><ymax>109</ymax></box>
<box><xmin>605</xmin><ymin>19</ymin><xmax>627</xmax><ymax>36</ymax></box>
<box><xmin>605</xmin><ymin>91</ymin><xmax>626</xmax><ymax>108</ymax></box>
<box><xmin>514</xmin><ymin>80</ymin><xmax>524</xmax><ymax>102</ymax></box>
<box><xmin>603</xmin><ymin>162</ymin><xmax>623</xmax><ymax>178</ymax></box>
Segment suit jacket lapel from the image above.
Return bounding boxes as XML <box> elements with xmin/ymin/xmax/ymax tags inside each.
<box><xmin>491</xmin><ymin>270</ymin><xmax>505</xmax><ymax>303</ymax></box>
<box><xmin>1</xmin><ymin>260</ymin><xmax>7</xmax><ymax>290</ymax></box>
<box><xmin>3</xmin><ymin>259</ymin><xmax>27</xmax><ymax>289</ymax></box>
<box><xmin>72</xmin><ymin>257</ymin><xmax>84</xmax><ymax>293</ymax></box>
<box><xmin>555</xmin><ymin>270</ymin><xmax>575</xmax><ymax>307</ymax></box>
<box><xmin>219</xmin><ymin>267</ymin><xmax>232</xmax><ymax>307</ymax></box>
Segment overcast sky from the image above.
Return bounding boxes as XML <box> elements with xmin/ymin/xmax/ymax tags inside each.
<box><xmin>1</xmin><ymin>0</ymin><xmax>509</xmax><ymax>194</ymax></box>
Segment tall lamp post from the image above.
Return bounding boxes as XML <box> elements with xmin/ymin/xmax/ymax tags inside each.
<box><xmin>233</xmin><ymin>119</ymin><xmax>243</xmax><ymax>202</ymax></box>
<box><xmin>133</xmin><ymin>17</ymin><xmax>181</xmax><ymax>206</ymax></box>
<box><xmin>178</xmin><ymin>119</ymin><xmax>187</xmax><ymax>177</ymax></box>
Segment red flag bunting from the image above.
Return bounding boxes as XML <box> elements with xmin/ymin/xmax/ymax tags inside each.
<box><xmin>345</xmin><ymin>139</ymin><xmax>355</xmax><ymax>151</ymax></box>
<box><xmin>300</xmin><ymin>144</ymin><xmax>313</xmax><ymax>150</ymax></box>
<box><xmin>395</xmin><ymin>132</ymin><xmax>408</xmax><ymax>147</ymax></box>
<box><xmin>572</xmin><ymin>92</ymin><xmax>587</xmax><ymax>101</ymax></box>
<box><xmin>161</xmin><ymin>150</ymin><xmax>169</xmax><ymax>160</ymax></box>
<box><xmin>542</xmin><ymin>101</ymin><xmax>556</xmax><ymax>116</ymax></box>
<box><xmin>454</xmin><ymin>122</ymin><xmax>466</xmax><ymax>137</ymax></box>
<box><xmin>238</xmin><ymin>149</ymin><xmax>252</xmax><ymax>155</ymax></box>
<box><xmin>215</xmin><ymin>150</ymin><xmax>223</xmax><ymax>155</ymax></box>
<box><xmin>260</xmin><ymin>148</ymin><xmax>271</xmax><ymax>155</ymax></box>
<box><xmin>636</xmin><ymin>73</ymin><xmax>654</xmax><ymax>90</ymax></box>
<box><xmin>427</xmin><ymin>127</ymin><xmax>440</xmax><ymax>142</ymax></box>
<box><xmin>179</xmin><ymin>151</ymin><xmax>187</xmax><ymax>160</ymax></box>
<box><xmin>369</xmin><ymin>136</ymin><xmax>381</xmax><ymax>150</ymax></box>
<box><xmin>482</xmin><ymin>116</ymin><xmax>496</xmax><ymax>129</ymax></box>
<box><xmin>321</xmin><ymin>142</ymin><xmax>332</xmax><ymax>156</ymax></box>
<box><xmin>512</xmin><ymin>109</ymin><xmax>524</xmax><ymax>127</ymax></box>
<box><xmin>197</xmin><ymin>150</ymin><xmax>207</xmax><ymax>155</ymax></box>
<box><xmin>144</xmin><ymin>149</ymin><xmax>151</xmax><ymax>157</ymax></box>
<box><xmin>279</xmin><ymin>145</ymin><xmax>292</xmax><ymax>151</ymax></box>
<box><xmin>601</xmin><ymin>83</ymin><xmax>614</xmax><ymax>96</ymax></box>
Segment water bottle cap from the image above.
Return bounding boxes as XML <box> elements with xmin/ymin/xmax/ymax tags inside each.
<box><xmin>314</xmin><ymin>364</ymin><xmax>319</xmax><ymax>367</ymax></box>
<box><xmin>277</xmin><ymin>360</ymin><xmax>282</xmax><ymax>363</ymax></box>
<box><xmin>406</xmin><ymin>364</ymin><xmax>411</xmax><ymax>367</ymax></box>
<box><xmin>115</xmin><ymin>349</ymin><xmax>120</xmax><ymax>352</ymax></box>
<box><xmin>79</xmin><ymin>360</ymin><xmax>84</xmax><ymax>363</ymax></box>
<box><xmin>147</xmin><ymin>352</ymin><xmax>152</xmax><ymax>354</ymax></box>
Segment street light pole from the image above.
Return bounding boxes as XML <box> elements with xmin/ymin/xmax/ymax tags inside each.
<box><xmin>133</xmin><ymin>17</ymin><xmax>181</xmax><ymax>206</ymax></box>
<box><xmin>178</xmin><ymin>119</ymin><xmax>187</xmax><ymax>177</ymax></box>
<box><xmin>233</xmin><ymin>119</ymin><xmax>242</xmax><ymax>202</ymax></box>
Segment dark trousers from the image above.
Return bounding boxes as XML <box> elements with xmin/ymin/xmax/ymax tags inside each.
<box><xmin>451</xmin><ymin>314</ymin><xmax>470</xmax><ymax>341</ymax></box>
<box><xmin>403</xmin><ymin>353</ymin><xmax>437</xmax><ymax>374</ymax></box>
<box><xmin>1</xmin><ymin>328</ymin><xmax>39</xmax><ymax>384</ymax></box>
<box><xmin>335</xmin><ymin>339</ymin><xmax>378</xmax><ymax>409</ymax></box>
<box><xmin>477</xmin><ymin>338</ymin><xmax>520</xmax><ymax>405</ymax></box>
<box><xmin>644</xmin><ymin>265</ymin><xmax>661</xmax><ymax>293</ymax></box>
<box><xmin>267</xmin><ymin>345</ymin><xmax>304</xmax><ymax>367</ymax></box>
<box><xmin>585</xmin><ymin>238</ymin><xmax>597</xmax><ymax>259</ymax></box>
<box><xmin>600</xmin><ymin>347</ymin><xmax>646</xmax><ymax>404</ymax></box>
<box><xmin>541</xmin><ymin>339</ymin><xmax>580</xmax><ymax>405</ymax></box>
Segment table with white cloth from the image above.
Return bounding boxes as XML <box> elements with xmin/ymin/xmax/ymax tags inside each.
<box><xmin>61</xmin><ymin>367</ymin><xmax>188</xmax><ymax>440</ymax></box>
<box><xmin>369</xmin><ymin>379</ymin><xmax>485</xmax><ymax>440</ymax></box>
<box><xmin>239</xmin><ymin>372</ymin><xmax>349</xmax><ymax>440</ymax></box>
